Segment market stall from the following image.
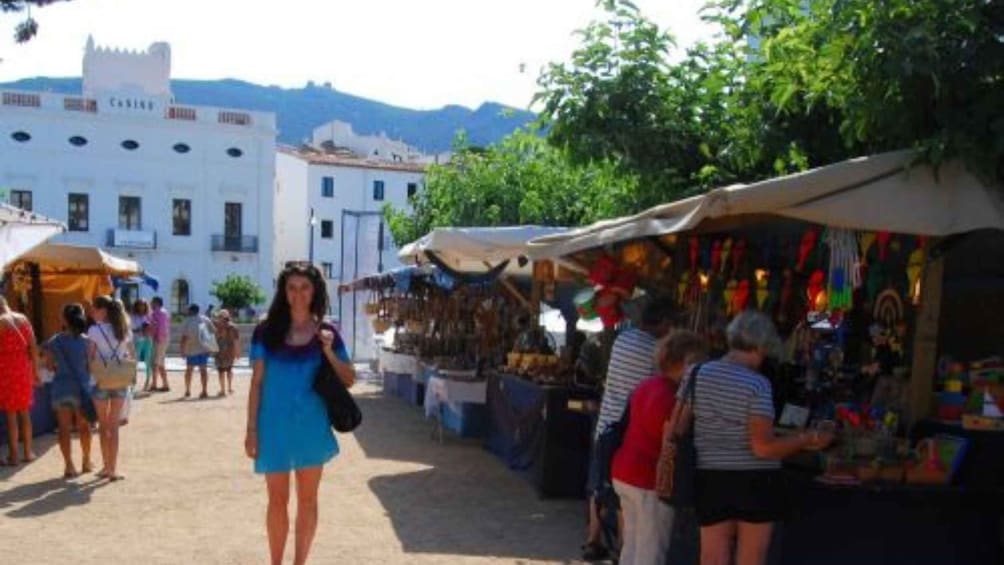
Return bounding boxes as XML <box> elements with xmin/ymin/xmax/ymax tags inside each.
<box><xmin>0</xmin><ymin>206</ymin><xmax>65</xmax><ymax>447</ymax></box>
<box><xmin>528</xmin><ymin>150</ymin><xmax>1004</xmax><ymax>563</ymax></box>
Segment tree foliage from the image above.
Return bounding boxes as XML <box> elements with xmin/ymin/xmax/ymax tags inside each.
<box><xmin>1</xmin><ymin>0</ymin><xmax>69</xmax><ymax>42</ymax></box>
<box><xmin>384</xmin><ymin>128</ymin><xmax>637</xmax><ymax>246</ymax></box>
<box><xmin>210</xmin><ymin>275</ymin><xmax>266</xmax><ymax>311</ymax></box>
<box><xmin>536</xmin><ymin>0</ymin><xmax>1004</xmax><ymax>211</ymax></box>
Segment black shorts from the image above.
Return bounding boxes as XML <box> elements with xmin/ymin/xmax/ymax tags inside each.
<box><xmin>695</xmin><ymin>469</ymin><xmax>787</xmax><ymax>526</ymax></box>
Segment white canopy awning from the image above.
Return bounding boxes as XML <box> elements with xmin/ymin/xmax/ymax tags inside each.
<box><xmin>399</xmin><ymin>226</ymin><xmax>569</xmax><ymax>273</ymax></box>
<box><xmin>527</xmin><ymin>150</ymin><xmax>1004</xmax><ymax>259</ymax></box>
<box><xmin>0</xmin><ymin>204</ymin><xmax>66</xmax><ymax>269</ymax></box>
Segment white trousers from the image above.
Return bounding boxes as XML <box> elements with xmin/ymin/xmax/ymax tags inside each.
<box><xmin>614</xmin><ymin>479</ymin><xmax>675</xmax><ymax>565</ymax></box>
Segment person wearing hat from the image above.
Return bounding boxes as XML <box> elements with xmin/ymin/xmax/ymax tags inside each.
<box><xmin>213</xmin><ymin>309</ymin><xmax>241</xmax><ymax>395</ymax></box>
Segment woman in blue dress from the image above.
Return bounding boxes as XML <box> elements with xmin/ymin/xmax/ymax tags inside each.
<box><xmin>244</xmin><ymin>262</ymin><xmax>356</xmax><ymax>565</ymax></box>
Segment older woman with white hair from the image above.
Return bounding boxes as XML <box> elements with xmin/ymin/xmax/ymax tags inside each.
<box><xmin>683</xmin><ymin>311</ymin><xmax>833</xmax><ymax>565</ymax></box>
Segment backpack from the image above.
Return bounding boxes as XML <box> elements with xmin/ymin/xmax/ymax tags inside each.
<box><xmin>198</xmin><ymin>317</ymin><xmax>219</xmax><ymax>353</ymax></box>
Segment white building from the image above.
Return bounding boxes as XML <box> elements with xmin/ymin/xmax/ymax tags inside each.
<box><xmin>276</xmin><ymin>145</ymin><xmax>425</xmax><ymax>359</ymax></box>
<box><xmin>0</xmin><ymin>38</ymin><xmax>277</xmax><ymax>313</ymax></box>
<box><xmin>311</xmin><ymin>120</ymin><xmax>450</xmax><ymax>165</ymax></box>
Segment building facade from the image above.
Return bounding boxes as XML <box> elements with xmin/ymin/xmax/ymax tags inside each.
<box><xmin>276</xmin><ymin>146</ymin><xmax>425</xmax><ymax>359</ymax></box>
<box><xmin>0</xmin><ymin>38</ymin><xmax>277</xmax><ymax>313</ymax></box>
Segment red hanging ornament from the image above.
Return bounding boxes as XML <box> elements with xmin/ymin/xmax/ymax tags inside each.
<box><xmin>807</xmin><ymin>270</ymin><xmax>826</xmax><ymax>312</ymax></box>
<box><xmin>876</xmin><ymin>231</ymin><xmax>892</xmax><ymax>261</ymax></box>
<box><xmin>778</xmin><ymin>269</ymin><xmax>794</xmax><ymax>323</ymax></box>
<box><xmin>733</xmin><ymin>279</ymin><xmax>751</xmax><ymax>314</ymax></box>
<box><xmin>797</xmin><ymin>229</ymin><xmax>819</xmax><ymax>272</ymax></box>
<box><xmin>732</xmin><ymin>239</ymin><xmax>747</xmax><ymax>275</ymax></box>
<box><xmin>689</xmin><ymin>237</ymin><xmax>700</xmax><ymax>271</ymax></box>
<box><xmin>588</xmin><ymin>254</ymin><xmax>618</xmax><ymax>286</ymax></box>
<box><xmin>710</xmin><ymin>239</ymin><xmax>723</xmax><ymax>274</ymax></box>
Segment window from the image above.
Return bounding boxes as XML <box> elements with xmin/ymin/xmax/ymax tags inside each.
<box><xmin>171</xmin><ymin>279</ymin><xmax>190</xmax><ymax>315</ymax></box>
<box><xmin>69</xmin><ymin>136</ymin><xmax>88</xmax><ymax>147</ymax></box>
<box><xmin>173</xmin><ymin>143</ymin><xmax>191</xmax><ymax>154</ymax></box>
<box><xmin>321</xmin><ymin>262</ymin><xmax>333</xmax><ymax>279</ymax></box>
<box><xmin>121</xmin><ymin>139</ymin><xmax>140</xmax><ymax>151</ymax></box>
<box><xmin>173</xmin><ymin>199</ymin><xmax>191</xmax><ymax>236</ymax></box>
<box><xmin>321</xmin><ymin>176</ymin><xmax>334</xmax><ymax>198</ymax></box>
<box><xmin>224</xmin><ymin>202</ymin><xmax>242</xmax><ymax>238</ymax></box>
<box><xmin>11</xmin><ymin>131</ymin><xmax>30</xmax><ymax>143</ymax></box>
<box><xmin>9</xmin><ymin>190</ymin><xmax>32</xmax><ymax>211</ymax></box>
<box><xmin>373</xmin><ymin>180</ymin><xmax>385</xmax><ymax>201</ymax></box>
<box><xmin>407</xmin><ymin>182</ymin><xmax>418</xmax><ymax>198</ymax></box>
<box><xmin>118</xmin><ymin>196</ymin><xmax>142</xmax><ymax>230</ymax></box>
<box><xmin>320</xmin><ymin>220</ymin><xmax>334</xmax><ymax>239</ymax></box>
<box><xmin>67</xmin><ymin>193</ymin><xmax>89</xmax><ymax>232</ymax></box>
<box><xmin>226</xmin><ymin>147</ymin><xmax>243</xmax><ymax>158</ymax></box>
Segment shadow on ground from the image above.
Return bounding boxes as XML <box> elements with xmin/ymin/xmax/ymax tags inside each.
<box><xmin>0</xmin><ymin>434</ymin><xmax>57</xmax><ymax>482</ymax></box>
<box><xmin>0</xmin><ymin>475</ymin><xmax>109</xmax><ymax>518</ymax></box>
<box><xmin>352</xmin><ymin>387</ymin><xmax>584</xmax><ymax>563</ymax></box>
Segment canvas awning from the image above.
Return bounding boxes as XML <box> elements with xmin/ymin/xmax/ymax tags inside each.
<box><xmin>399</xmin><ymin>226</ymin><xmax>569</xmax><ymax>273</ymax></box>
<box><xmin>16</xmin><ymin>243</ymin><xmax>142</xmax><ymax>276</ymax></box>
<box><xmin>527</xmin><ymin>150</ymin><xmax>1004</xmax><ymax>259</ymax></box>
<box><xmin>0</xmin><ymin>204</ymin><xmax>66</xmax><ymax>269</ymax></box>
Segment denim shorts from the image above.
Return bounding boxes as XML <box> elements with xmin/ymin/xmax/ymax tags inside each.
<box><xmin>91</xmin><ymin>388</ymin><xmax>129</xmax><ymax>401</ymax></box>
<box><xmin>186</xmin><ymin>353</ymin><xmax>210</xmax><ymax>367</ymax></box>
<box><xmin>51</xmin><ymin>395</ymin><xmax>81</xmax><ymax>411</ymax></box>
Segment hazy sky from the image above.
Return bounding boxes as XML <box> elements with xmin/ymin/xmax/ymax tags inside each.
<box><xmin>0</xmin><ymin>0</ymin><xmax>717</xmax><ymax>111</ymax></box>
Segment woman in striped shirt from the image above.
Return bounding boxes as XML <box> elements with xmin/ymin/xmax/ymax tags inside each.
<box><xmin>685</xmin><ymin>311</ymin><xmax>832</xmax><ymax>565</ymax></box>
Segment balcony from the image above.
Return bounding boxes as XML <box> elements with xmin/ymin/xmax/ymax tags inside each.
<box><xmin>166</xmin><ymin>106</ymin><xmax>197</xmax><ymax>121</ymax></box>
<box><xmin>211</xmin><ymin>234</ymin><xmax>258</xmax><ymax>253</ymax></box>
<box><xmin>2</xmin><ymin>92</ymin><xmax>40</xmax><ymax>108</ymax></box>
<box><xmin>218</xmin><ymin>111</ymin><xmax>252</xmax><ymax>126</ymax></box>
<box><xmin>64</xmin><ymin>97</ymin><xmax>98</xmax><ymax>113</ymax></box>
<box><xmin>107</xmin><ymin>228</ymin><xmax>157</xmax><ymax>249</ymax></box>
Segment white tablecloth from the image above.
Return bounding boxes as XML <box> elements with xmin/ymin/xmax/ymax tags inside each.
<box><xmin>379</xmin><ymin>350</ymin><xmax>419</xmax><ymax>376</ymax></box>
<box><xmin>424</xmin><ymin>376</ymin><xmax>487</xmax><ymax>418</ymax></box>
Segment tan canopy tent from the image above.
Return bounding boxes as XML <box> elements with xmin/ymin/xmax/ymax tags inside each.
<box><xmin>5</xmin><ymin>243</ymin><xmax>142</xmax><ymax>339</ymax></box>
<box><xmin>527</xmin><ymin>150</ymin><xmax>1004</xmax><ymax>259</ymax></box>
<box><xmin>399</xmin><ymin>226</ymin><xmax>569</xmax><ymax>275</ymax></box>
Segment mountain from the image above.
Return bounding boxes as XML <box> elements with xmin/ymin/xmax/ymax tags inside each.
<box><xmin>0</xmin><ymin>77</ymin><xmax>536</xmax><ymax>152</ymax></box>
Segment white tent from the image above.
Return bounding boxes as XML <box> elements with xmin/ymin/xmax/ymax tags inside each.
<box><xmin>527</xmin><ymin>151</ymin><xmax>1004</xmax><ymax>259</ymax></box>
<box><xmin>399</xmin><ymin>226</ymin><xmax>569</xmax><ymax>274</ymax></box>
<box><xmin>0</xmin><ymin>204</ymin><xmax>65</xmax><ymax>270</ymax></box>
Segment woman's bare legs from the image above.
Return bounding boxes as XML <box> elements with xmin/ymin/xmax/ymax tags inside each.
<box><xmin>95</xmin><ymin>396</ymin><xmax>125</xmax><ymax>478</ymax></box>
<box><xmin>265</xmin><ymin>472</ymin><xmax>291</xmax><ymax>565</ymax></box>
<box><xmin>293</xmin><ymin>466</ymin><xmax>324</xmax><ymax>565</ymax></box>
<box><xmin>226</xmin><ymin>369</ymin><xmax>234</xmax><ymax>394</ymax></box>
<box><xmin>217</xmin><ymin>369</ymin><xmax>227</xmax><ymax>396</ymax></box>
<box><xmin>76</xmin><ymin>410</ymin><xmax>93</xmax><ymax>472</ymax></box>
<box><xmin>736</xmin><ymin>521</ymin><xmax>773</xmax><ymax>565</ymax></box>
<box><xmin>56</xmin><ymin>407</ymin><xmax>77</xmax><ymax>475</ymax></box>
<box><xmin>4</xmin><ymin>411</ymin><xmax>18</xmax><ymax>463</ymax></box>
<box><xmin>18</xmin><ymin>411</ymin><xmax>34</xmax><ymax>461</ymax></box>
<box><xmin>701</xmin><ymin>520</ymin><xmax>738</xmax><ymax>565</ymax></box>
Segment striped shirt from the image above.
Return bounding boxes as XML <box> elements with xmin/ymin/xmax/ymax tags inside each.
<box><xmin>595</xmin><ymin>328</ymin><xmax>657</xmax><ymax>440</ymax></box>
<box><xmin>681</xmin><ymin>359</ymin><xmax>779</xmax><ymax>471</ymax></box>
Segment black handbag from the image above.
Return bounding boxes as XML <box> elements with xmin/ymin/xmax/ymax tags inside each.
<box><xmin>656</xmin><ymin>363</ymin><xmax>702</xmax><ymax>507</ymax></box>
<box><xmin>313</xmin><ymin>354</ymin><xmax>361</xmax><ymax>433</ymax></box>
<box><xmin>593</xmin><ymin>400</ymin><xmax>631</xmax><ymax>498</ymax></box>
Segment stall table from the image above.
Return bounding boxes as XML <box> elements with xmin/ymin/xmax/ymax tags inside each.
<box><xmin>424</xmin><ymin>372</ymin><xmax>487</xmax><ymax>439</ymax></box>
<box><xmin>779</xmin><ymin>470</ymin><xmax>1003</xmax><ymax>565</ymax></box>
<box><xmin>485</xmin><ymin>372</ymin><xmax>598</xmax><ymax>499</ymax></box>
<box><xmin>378</xmin><ymin>349</ymin><xmax>422</xmax><ymax>404</ymax></box>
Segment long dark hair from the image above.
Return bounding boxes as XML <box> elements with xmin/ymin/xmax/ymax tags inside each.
<box><xmin>94</xmin><ymin>295</ymin><xmax>129</xmax><ymax>342</ymax></box>
<box><xmin>63</xmin><ymin>303</ymin><xmax>88</xmax><ymax>336</ymax></box>
<box><xmin>261</xmin><ymin>262</ymin><xmax>329</xmax><ymax>351</ymax></box>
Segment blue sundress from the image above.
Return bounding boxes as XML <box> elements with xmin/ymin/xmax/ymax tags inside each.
<box><xmin>251</xmin><ymin>323</ymin><xmax>350</xmax><ymax>474</ymax></box>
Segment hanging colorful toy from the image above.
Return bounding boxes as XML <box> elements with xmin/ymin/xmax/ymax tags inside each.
<box><xmin>720</xmin><ymin>238</ymin><xmax>734</xmax><ymax>275</ymax></box>
<box><xmin>797</xmin><ymin>228</ymin><xmax>819</xmax><ymax>272</ymax></box>
<box><xmin>733</xmin><ymin>279</ymin><xmax>751</xmax><ymax>314</ymax></box>
<box><xmin>732</xmin><ymin>239</ymin><xmax>747</xmax><ymax>276</ymax></box>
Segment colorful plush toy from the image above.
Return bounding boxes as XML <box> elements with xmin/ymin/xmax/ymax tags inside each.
<box><xmin>733</xmin><ymin>279</ymin><xmax>751</xmax><ymax>314</ymax></box>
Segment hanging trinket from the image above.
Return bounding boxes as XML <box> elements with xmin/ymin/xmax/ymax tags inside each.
<box><xmin>720</xmin><ymin>238</ymin><xmax>733</xmax><ymax>275</ymax></box>
<box><xmin>875</xmin><ymin>231</ymin><xmax>892</xmax><ymax>262</ymax></box>
<box><xmin>797</xmin><ymin>228</ymin><xmax>819</xmax><ymax>272</ymax></box>
<box><xmin>723</xmin><ymin>279</ymin><xmax>737</xmax><ymax>315</ymax></box>
<box><xmin>733</xmin><ymin>279</ymin><xmax>751</xmax><ymax>314</ymax></box>
<box><xmin>732</xmin><ymin>239</ymin><xmax>747</xmax><ymax>276</ymax></box>
<box><xmin>710</xmin><ymin>239</ymin><xmax>723</xmax><ymax>274</ymax></box>
<box><xmin>755</xmin><ymin>270</ymin><xmax>770</xmax><ymax>310</ymax></box>
<box><xmin>907</xmin><ymin>247</ymin><xmax>926</xmax><ymax>304</ymax></box>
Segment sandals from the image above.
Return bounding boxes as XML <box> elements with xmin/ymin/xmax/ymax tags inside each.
<box><xmin>199</xmin><ymin>392</ymin><xmax>209</xmax><ymax>400</ymax></box>
<box><xmin>63</xmin><ymin>469</ymin><xmax>80</xmax><ymax>479</ymax></box>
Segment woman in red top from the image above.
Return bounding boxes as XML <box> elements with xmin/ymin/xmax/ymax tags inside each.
<box><xmin>612</xmin><ymin>330</ymin><xmax>706</xmax><ymax>565</ymax></box>
<box><xmin>0</xmin><ymin>296</ymin><xmax>40</xmax><ymax>466</ymax></box>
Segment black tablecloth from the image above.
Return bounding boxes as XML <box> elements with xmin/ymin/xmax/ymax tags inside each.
<box><xmin>484</xmin><ymin>372</ymin><xmax>597</xmax><ymax>498</ymax></box>
<box><xmin>779</xmin><ymin>471</ymin><xmax>1004</xmax><ymax>565</ymax></box>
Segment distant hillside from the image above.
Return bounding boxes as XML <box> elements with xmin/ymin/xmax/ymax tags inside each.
<box><xmin>0</xmin><ymin>77</ymin><xmax>536</xmax><ymax>152</ymax></box>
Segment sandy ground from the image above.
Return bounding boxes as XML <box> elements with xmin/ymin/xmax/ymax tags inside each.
<box><xmin>0</xmin><ymin>366</ymin><xmax>588</xmax><ymax>564</ymax></box>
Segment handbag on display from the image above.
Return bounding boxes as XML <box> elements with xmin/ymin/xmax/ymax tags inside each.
<box><xmin>655</xmin><ymin>363</ymin><xmax>702</xmax><ymax>506</ymax></box>
<box><xmin>313</xmin><ymin>349</ymin><xmax>361</xmax><ymax>433</ymax></box>
<box><xmin>89</xmin><ymin>325</ymin><xmax>137</xmax><ymax>391</ymax></box>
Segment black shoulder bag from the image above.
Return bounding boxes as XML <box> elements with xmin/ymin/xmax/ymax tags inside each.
<box><xmin>313</xmin><ymin>334</ymin><xmax>361</xmax><ymax>433</ymax></box>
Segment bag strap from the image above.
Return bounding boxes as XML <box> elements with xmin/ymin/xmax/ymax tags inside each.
<box><xmin>666</xmin><ymin>363</ymin><xmax>703</xmax><ymax>440</ymax></box>
<box><xmin>96</xmin><ymin>324</ymin><xmax>124</xmax><ymax>364</ymax></box>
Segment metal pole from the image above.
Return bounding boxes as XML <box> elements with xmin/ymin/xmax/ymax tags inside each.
<box><xmin>338</xmin><ymin>209</ymin><xmax>346</xmax><ymax>326</ymax></box>
<box><xmin>308</xmin><ymin>207</ymin><xmax>315</xmax><ymax>264</ymax></box>
<box><xmin>352</xmin><ymin>213</ymin><xmax>360</xmax><ymax>357</ymax></box>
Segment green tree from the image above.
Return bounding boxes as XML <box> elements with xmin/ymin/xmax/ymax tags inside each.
<box><xmin>1</xmin><ymin>0</ymin><xmax>71</xmax><ymax>42</ymax></box>
<box><xmin>384</xmin><ymin>128</ymin><xmax>637</xmax><ymax>246</ymax></box>
<box><xmin>210</xmin><ymin>275</ymin><xmax>266</xmax><ymax>312</ymax></box>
